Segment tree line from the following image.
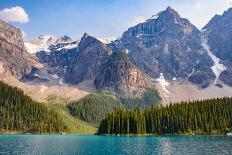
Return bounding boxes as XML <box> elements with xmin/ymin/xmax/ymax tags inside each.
<box><xmin>98</xmin><ymin>98</ymin><xmax>232</xmax><ymax>135</ymax></box>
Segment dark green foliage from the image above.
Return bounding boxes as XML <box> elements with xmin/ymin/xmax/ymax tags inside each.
<box><xmin>0</xmin><ymin>81</ymin><xmax>68</xmax><ymax>133</ymax></box>
<box><xmin>67</xmin><ymin>93</ymin><xmax>123</xmax><ymax>125</ymax></box>
<box><xmin>119</xmin><ymin>89</ymin><xmax>161</xmax><ymax>108</ymax></box>
<box><xmin>67</xmin><ymin>89</ymin><xmax>161</xmax><ymax>126</ymax></box>
<box><xmin>98</xmin><ymin>98</ymin><xmax>232</xmax><ymax>135</ymax></box>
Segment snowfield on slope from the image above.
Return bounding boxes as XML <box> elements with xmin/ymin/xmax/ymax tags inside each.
<box><xmin>202</xmin><ymin>34</ymin><xmax>226</xmax><ymax>83</ymax></box>
<box><xmin>155</xmin><ymin>73</ymin><xmax>170</xmax><ymax>97</ymax></box>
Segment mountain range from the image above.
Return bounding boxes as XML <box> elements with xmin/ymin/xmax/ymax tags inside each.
<box><xmin>1</xmin><ymin>7</ymin><xmax>232</xmax><ymax>103</ymax></box>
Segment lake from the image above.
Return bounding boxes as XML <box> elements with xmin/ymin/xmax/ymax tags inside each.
<box><xmin>0</xmin><ymin>135</ymin><xmax>231</xmax><ymax>155</ymax></box>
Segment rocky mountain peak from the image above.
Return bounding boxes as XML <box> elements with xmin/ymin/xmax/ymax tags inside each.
<box><xmin>55</xmin><ymin>35</ymin><xmax>73</xmax><ymax>44</ymax></box>
<box><xmin>65</xmin><ymin>33</ymin><xmax>112</xmax><ymax>84</ymax></box>
<box><xmin>112</xmin><ymin>7</ymin><xmax>214</xmax><ymax>88</ymax></box>
<box><xmin>82</xmin><ymin>32</ymin><xmax>90</xmax><ymax>40</ymax></box>
<box><xmin>157</xmin><ymin>6</ymin><xmax>180</xmax><ymax>22</ymax></box>
<box><xmin>94</xmin><ymin>52</ymin><xmax>153</xmax><ymax>96</ymax></box>
<box><xmin>203</xmin><ymin>7</ymin><xmax>232</xmax><ymax>87</ymax></box>
<box><xmin>203</xmin><ymin>7</ymin><xmax>232</xmax><ymax>31</ymax></box>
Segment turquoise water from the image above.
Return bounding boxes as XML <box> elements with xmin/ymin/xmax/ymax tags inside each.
<box><xmin>0</xmin><ymin>135</ymin><xmax>232</xmax><ymax>155</ymax></box>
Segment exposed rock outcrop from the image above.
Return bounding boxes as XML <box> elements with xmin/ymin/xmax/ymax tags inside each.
<box><xmin>0</xmin><ymin>20</ymin><xmax>37</xmax><ymax>78</ymax></box>
<box><xmin>94</xmin><ymin>52</ymin><xmax>153</xmax><ymax>96</ymax></box>
<box><xmin>65</xmin><ymin>33</ymin><xmax>112</xmax><ymax>84</ymax></box>
<box><xmin>109</xmin><ymin>7</ymin><xmax>215</xmax><ymax>88</ymax></box>
<box><xmin>203</xmin><ymin>8</ymin><xmax>232</xmax><ymax>86</ymax></box>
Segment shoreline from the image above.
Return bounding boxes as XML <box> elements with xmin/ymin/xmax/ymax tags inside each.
<box><xmin>0</xmin><ymin>132</ymin><xmax>229</xmax><ymax>136</ymax></box>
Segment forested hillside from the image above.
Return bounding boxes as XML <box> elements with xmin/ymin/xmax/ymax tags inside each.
<box><xmin>67</xmin><ymin>93</ymin><xmax>123</xmax><ymax>125</ymax></box>
<box><xmin>119</xmin><ymin>89</ymin><xmax>161</xmax><ymax>108</ymax></box>
<box><xmin>67</xmin><ymin>89</ymin><xmax>161</xmax><ymax>125</ymax></box>
<box><xmin>98</xmin><ymin>98</ymin><xmax>232</xmax><ymax>135</ymax></box>
<box><xmin>0</xmin><ymin>81</ymin><xmax>68</xmax><ymax>133</ymax></box>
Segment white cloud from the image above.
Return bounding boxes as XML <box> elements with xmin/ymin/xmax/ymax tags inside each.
<box><xmin>126</xmin><ymin>16</ymin><xmax>147</xmax><ymax>27</ymax></box>
<box><xmin>0</xmin><ymin>6</ymin><xmax>29</xmax><ymax>23</ymax></box>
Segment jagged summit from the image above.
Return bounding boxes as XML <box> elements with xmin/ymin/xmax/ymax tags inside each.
<box><xmin>157</xmin><ymin>6</ymin><xmax>180</xmax><ymax>23</ymax></box>
<box><xmin>82</xmin><ymin>32</ymin><xmax>90</xmax><ymax>40</ymax></box>
<box><xmin>114</xmin><ymin>7</ymin><xmax>214</xmax><ymax>88</ymax></box>
<box><xmin>65</xmin><ymin>32</ymin><xmax>112</xmax><ymax>84</ymax></box>
<box><xmin>94</xmin><ymin>52</ymin><xmax>153</xmax><ymax>96</ymax></box>
<box><xmin>147</xmin><ymin>7</ymin><xmax>180</xmax><ymax>23</ymax></box>
<box><xmin>55</xmin><ymin>35</ymin><xmax>73</xmax><ymax>44</ymax></box>
<box><xmin>203</xmin><ymin>7</ymin><xmax>232</xmax><ymax>86</ymax></box>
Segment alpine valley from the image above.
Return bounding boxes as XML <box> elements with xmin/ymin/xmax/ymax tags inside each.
<box><xmin>1</xmin><ymin>6</ymin><xmax>232</xmax><ymax>135</ymax></box>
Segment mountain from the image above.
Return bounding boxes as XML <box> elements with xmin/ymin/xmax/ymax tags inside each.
<box><xmin>203</xmin><ymin>8</ymin><xmax>232</xmax><ymax>86</ymax></box>
<box><xmin>0</xmin><ymin>20</ymin><xmax>37</xmax><ymax>78</ymax></box>
<box><xmin>109</xmin><ymin>7</ymin><xmax>215</xmax><ymax>88</ymax></box>
<box><xmin>65</xmin><ymin>33</ymin><xmax>112</xmax><ymax>84</ymax></box>
<box><xmin>55</xmin><ymin>35</ymin><xmax>73</xmax><ymax>44</ymax></box>
<box><xmin>7</xmin><ymin>7</ymin><xmax>232</xmax><ymax>103</ymax></box>
<box><xmin>24</xmin><ymin>35</ymin><xmax>58</xmax><ymax>53</ymax></box>
<box><xmin>22</xmin><ymin>35</ymin><xmax>79</xmax><ymax>85</ymax></box>
<box><xmin>94</xmin><ymin>52</ymin><xmax>153</xmax><ymax>96</ymax></box>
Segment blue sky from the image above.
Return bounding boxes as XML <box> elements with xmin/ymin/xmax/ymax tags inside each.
<box><xmin>1</xmin><ymin>0</ymin><xmax>231</xmax><ymax>39</ymax></box>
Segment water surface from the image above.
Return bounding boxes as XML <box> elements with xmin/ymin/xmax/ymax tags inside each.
<box><xmin>0</xmin><ymin>135</ymin><xmax>231</xmax><ymax>155</ymax></box>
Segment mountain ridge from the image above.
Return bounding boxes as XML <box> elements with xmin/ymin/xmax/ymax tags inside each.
<box><xmin>1</xmin><ymin>7</ymin><xmax>232</xmax><ymax>103</ymax></box>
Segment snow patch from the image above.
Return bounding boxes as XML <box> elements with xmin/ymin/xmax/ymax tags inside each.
<box><xmin>24</xmin><ymin>42</ymin><xmax>51</xmax><ymax>53</ymax></box>
<box><xmin>188</xmin><ymin>69</ymin><xmax>195</xmax><ymax>78</ymax></box>
<box><xmin>125</xmin><ymin>49</ymin><xmax>129</xmax><ymax>54</ymax></box>
<box><xmin>56</xmin><ymin>43</ymin><xmax>78</xmax><ymax>51</ymax></box>
<box><xmin>156</xmin><ymin>73</ymin><xmax>170</xmax><ymax>97</ymax></box>
<box><xmin>149</xmin><ymin>14</ymin><xmax>159</xmax><ymax>20</ymax></box>
<box><xmin>51</xmin><ymin>74</ymin><xmax>59</xmax><ymax>79</ymax></box>
<box><xmin>136</xmin><ymin>34</ymin><xmax>143</xmax><ymax>38</ymax></box>
<box><xmin>98</xmin><ymin>37</ymin><xmax>116</xmax><ymax>44</ymax></box>
<box><xmin>24</xmin><ymin>35</ymin><xmax>58</xmax><ymax>53</ymax></box>
<box><xmin>59</xmin><ymin>78</ymin><xmax>64</xmax><ymax>86</ymax></box>
<box><xmin>202</xmin><ymin>34</ymin><xmax>226</xmax><ymax>83</ymax></box>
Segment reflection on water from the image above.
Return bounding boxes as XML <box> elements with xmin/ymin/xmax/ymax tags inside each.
<box><xmin>0</xmin><ymin>135</ymin><xmax>232</xmax><ymax>155</ymax></box>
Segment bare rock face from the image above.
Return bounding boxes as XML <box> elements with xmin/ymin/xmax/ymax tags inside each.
<box><xmin>109</xmin><ymin>7</ymin><xmax>214</xmax><ymax>88</ymax></box>
<box><xmin>203</xmin><ymin>8</ymin><xmax>232</xmax><ymax>86</ymax></box>
<box><xmin>0</xmin><ymin>20</ymin><xmax>36</xmax><ymax>78</ymax></box>
<box><xmin>65</xmin><ymin>33</ymin><xmax>112</xmax><ymax>84</ymax></box>
<box><xmin>204</xmin><ymin>8</ymin><xmax>232</xmax><ymax>64</ymax></box>
<box><xmin>94</xmin><ymin>52</ymin><xmax>153</xmax><ymax>96</ymax></box>
<box><xmin>219</xmin><ymin>70</ymin><xmax>232</xmax><ymax>87</ymax></box>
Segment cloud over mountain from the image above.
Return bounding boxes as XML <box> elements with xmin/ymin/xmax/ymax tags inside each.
<box><xmin>0</xmin><ymin>6</ymin><xmax>29</xmax><ymax>23</ymax></box>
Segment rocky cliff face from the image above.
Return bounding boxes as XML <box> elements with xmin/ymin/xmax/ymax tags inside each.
<box><xmin>65</xmin><ymin>33</ymin><xmax>112</xmax><ymax>84</ymax></box>
<box><xmin>109</xmin><ymin>7</ymin><xmax>215</xmax><ymax>88</ymax></box>
<box><xmin>203</xmin><ymin>8</ymin><xmax>232</xmax><ymax>86</ymax></box>
<box><xmin>94</xmin><ymin>52</ymin><xmax>153</xmax><ymax>96</ymax></box>
<box><xmin>0</xmin><ymin>20</ymin><xmax>36</xmax><ymax>78</ymax></box>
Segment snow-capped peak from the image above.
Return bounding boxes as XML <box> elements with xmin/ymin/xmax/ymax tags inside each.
<box><xmin>24</xmin><ymin>35</ymin><xmax>75</xmax><ymax>53</ymax></box>
<box><xmin>55</xmin><ymin>35</ymin><xmax>73</xmax><ymax>45</ymax></box>
<box><xmin>24</xmin><ymin>35</ymin><xmax>58</xmax><ymax>53</ymax></box>
<box><xmin>98</xmin><ymin>37</ymin><xmax>116</xmax><ymax>44</ymax></box>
